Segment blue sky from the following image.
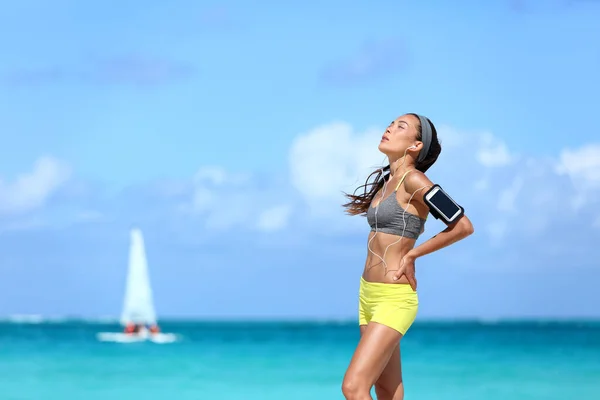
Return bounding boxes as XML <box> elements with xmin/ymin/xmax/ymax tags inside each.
<box><xmin>1</xmin><ymin>0</ymin><xmax>599</xmax><ymax>321</ymax></box>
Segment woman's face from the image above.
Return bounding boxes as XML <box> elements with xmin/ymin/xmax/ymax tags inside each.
<box><xmin>378</xmin><ymin>114</ymin><xmax>420</xmax><ymax>157</ymax></box>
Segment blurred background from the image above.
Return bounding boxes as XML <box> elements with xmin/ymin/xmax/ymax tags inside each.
<box><xmin>0</xmin><ymin>0</ymin><xmax>599</xmax><ymax>399</ymax></box>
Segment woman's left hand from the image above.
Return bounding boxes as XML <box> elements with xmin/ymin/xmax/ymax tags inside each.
<box><xmin>393</xmin><ymin>254</ymin><xmax>417</xmax><ymax>291</ymax></box>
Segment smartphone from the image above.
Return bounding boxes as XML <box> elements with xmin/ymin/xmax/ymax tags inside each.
<box><xmin>423</xmin><ymin>184</ymin><xmax>464</xmax><ymax>224</ymax></box>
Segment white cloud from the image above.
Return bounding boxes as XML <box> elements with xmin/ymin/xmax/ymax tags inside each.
<box><xmin>256</xmin><ymin>205</ymin><xmax>292</xmax><ymax>232</ymax></box>
<box><xmin>486</xmin><ymin>220</ymin><xmax>508</xmax><ymax>245</ymax></box>
<box><xmin>194</xmin><ymin>166</ymin><xmax>227</xmax><ymax>186</ymax></box>
<box><xmin>289</xmin><ymin>121</ymin><xmax>383</xmax><ymax>206</ymax></box>
<box><xmin>497</xmin><ymin>176</ymin><xmax>524</xmax><ymax>213</ymax></box>
<box><xmin>184</xmin><ymin>166</ymin><xmax>250</xmax><ymax>215</ymax></box>
<box><xmin>474</xmin><ymin>178</ymin><xmax>489</xmax><ymax>191</ymax></box>
<box><xmin>556</xmin><ymin>144</ymin><xmax>600</xmax><ymax>190</ymax></box>
<box><xmin>476</xmin><ymin>132</ymin><xmax>513</xmax><ymax>167</ymax></box>
<box><xmin>0</xmin><ymin>156</ymin><xmax>70</xmax><ymax>216</ymax></box>
<box><xmin>178</xmin><ymin>166</ymin><xmax>291</xmax><ymax>233</ymax></box>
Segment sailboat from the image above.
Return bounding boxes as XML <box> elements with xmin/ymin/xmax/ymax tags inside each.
<box><xmin>97</xmin><ymin>228</ymin><xmax>177</xmax><ymax>343</ymax></box>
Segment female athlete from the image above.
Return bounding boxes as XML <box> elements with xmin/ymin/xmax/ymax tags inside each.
<box><xmin>341</xmin><ymin>113</ymin><xmax>475</xmax><ymax>400</ymax></box>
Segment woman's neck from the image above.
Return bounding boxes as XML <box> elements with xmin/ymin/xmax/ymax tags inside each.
<box><xmin>389</xmin><ymin>155</ymin><xmax>415</xmax><ymax>177</ymax></box>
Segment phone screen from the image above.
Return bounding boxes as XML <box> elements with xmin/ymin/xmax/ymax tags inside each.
<box><xmin>430</xmin><ymin>189</ymin><xmax>460</xmax><ymax>218</ymax></box>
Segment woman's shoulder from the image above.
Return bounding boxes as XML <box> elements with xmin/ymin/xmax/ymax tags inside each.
<box><xmin>404</xmin><ymin>169</ymin><xmax>433</xmax><ymax>192</ymax></box>
<box><xmin>401</xmin><ymin>170</ymin><xmax>436</xmax><ymax>208</ymax></box>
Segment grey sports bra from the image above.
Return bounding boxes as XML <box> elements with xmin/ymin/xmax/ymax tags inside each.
<box><xmin>366</xmin><ymin>170</ymin><xmax>426</xmax><ymax>239</ymax></box>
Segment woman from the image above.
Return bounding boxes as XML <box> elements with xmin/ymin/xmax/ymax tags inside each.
<box><xmin>341</xmin><ymin>113</ymin><xmax>474</xmax><ymax>400</ymax></box>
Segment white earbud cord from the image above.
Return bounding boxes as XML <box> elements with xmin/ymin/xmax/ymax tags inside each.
<box><xmin>367</xmin><ymin>148</ymin><xmax>409</xmax><ymax>269</ymax></box>
<box><xmin>367</xmin><ymin>148</ymin><xmax>431</xmax><ymax>275</ymax></box>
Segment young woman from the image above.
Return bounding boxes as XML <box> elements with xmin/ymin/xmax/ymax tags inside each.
<box><xmin>341</xmin><ymin>113</ymin><xmax>474</xmax><ymax>400</ymax></box>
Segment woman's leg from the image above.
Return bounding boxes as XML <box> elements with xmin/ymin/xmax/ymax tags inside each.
<box><xmin>342</xmin><ymin>322</ymin><xmax>403</xmax><ymax>400</ymax></box>
<box><xmin>353</xmin><ymin>326</ymin><xmax>404</xmax><ymax>400</ymax></box>
<box><xmin>374</xmin><ymin>344</ymin><xmax>403</xmax><ymax>400</ymax></box>
<box><xmin>351</xmin><ymin>326</ymin><xmax>404</xmax><ymax>400</ymax></box>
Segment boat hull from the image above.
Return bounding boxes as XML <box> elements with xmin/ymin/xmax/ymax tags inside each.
<box><xmin>96</xmin><ymin>331</ymin><xmax>178</xmax><ymax>343</ymax></box>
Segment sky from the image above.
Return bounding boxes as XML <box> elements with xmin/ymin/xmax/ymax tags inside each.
<box><xmin>1</xmin><ymin>0</ymin><xmax>599</xmax><ymax>321</ymax></box>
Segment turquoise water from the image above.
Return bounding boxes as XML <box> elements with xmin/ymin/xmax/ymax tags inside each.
<box><xmin>1</xmin><ymin>320</ymin><xmax>599</xmax><ymax>399</ymax></box>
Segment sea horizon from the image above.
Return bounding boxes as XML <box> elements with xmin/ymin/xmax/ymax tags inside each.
<box><xmin>2</xmin><ymin>314</ymin><xmax>600</xmax><ymax>324</ymax></box>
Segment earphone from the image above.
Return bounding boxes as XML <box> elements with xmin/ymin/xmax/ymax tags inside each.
<box><xmin>367</xmin><ymin>146</ymin><xmax>431</xmax><ymax>275</ymax></box>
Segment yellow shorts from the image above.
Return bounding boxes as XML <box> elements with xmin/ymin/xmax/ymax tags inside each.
<box><xmin>358</xmin><ymin>277</ymin><xmax>419</xmax><ymax>335</ymax></box>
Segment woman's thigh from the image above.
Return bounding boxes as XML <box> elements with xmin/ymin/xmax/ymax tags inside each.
<box><xmin>344</xmin><ymin>322</ymin><xmax>403</xmax><ymax>389</ymax></box>
<box><xmin>358</xmin><ymin>325</ymin><xmax>403</xmax><ymax>394</ymax></box>
<box><xmin>374</xmin><ymin>344</ymin><xmax>402</xmax><ymax>399</ymax></box>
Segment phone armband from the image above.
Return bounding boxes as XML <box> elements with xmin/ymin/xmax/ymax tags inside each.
<box><xmin>423</xmin><ymin>184</ymin><xmax>464</xmax><ymax>224</ymax></box>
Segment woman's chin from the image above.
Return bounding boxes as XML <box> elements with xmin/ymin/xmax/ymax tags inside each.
<box><xmin>378</xmin><ymin>142</ymin><xmax>393</xmax><ymax>155</ymax></box>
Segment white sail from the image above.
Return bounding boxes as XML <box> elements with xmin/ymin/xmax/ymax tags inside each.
<box><xmin>119</xmin><ymin>228</ymin><xmax>157</xmax><ymax>326</ymax></box>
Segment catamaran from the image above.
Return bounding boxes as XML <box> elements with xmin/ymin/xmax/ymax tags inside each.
<box><xmin>97</xmin><ymin>228</ymin><xmax>177</xmax><ymax>343</ymax></box>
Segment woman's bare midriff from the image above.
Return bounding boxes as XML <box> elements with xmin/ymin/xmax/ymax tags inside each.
<box><xmin>362</xmin><ymin>230</ymin><xmax>416</xmax><ymax>284</ymax></box>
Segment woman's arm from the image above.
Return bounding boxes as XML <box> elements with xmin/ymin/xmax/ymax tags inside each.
<box><xmin>407</xmin><ymin>216</ymin><xmax>474</xmax><ymax>260</ymax></box>
<box><xmin>404</xmin><ymin>171</ymin><xmax>474</xmax><ymax>261</ymax></box>
<box><xmin>392</xmin><ymin>171</ymin><xmax>474</xmax><ymax>287</ymax></box>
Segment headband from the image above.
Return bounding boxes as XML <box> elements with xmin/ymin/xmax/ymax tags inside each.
<box><xmin>415</xmin><ymin>114</ymin><xmax>432</xmax><ymax>163</ymax></box>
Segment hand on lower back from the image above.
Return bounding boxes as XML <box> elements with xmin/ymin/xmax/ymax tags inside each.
<box><xmin>393</xmin><ymin>255</ymin><xmax>417</xmax><ymax>291</ymax></box>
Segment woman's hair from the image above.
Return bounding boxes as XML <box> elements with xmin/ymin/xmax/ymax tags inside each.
<box><xmin>342</xmin><ymin>114</ymin><xmax>441</xmax><ymax>216</ymax></box>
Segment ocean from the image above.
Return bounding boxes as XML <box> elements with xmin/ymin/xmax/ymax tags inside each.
<box><xmin>1</xmin><ymin>320</ymin><xmax>599</xmax><ymax>399</ymax></box>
